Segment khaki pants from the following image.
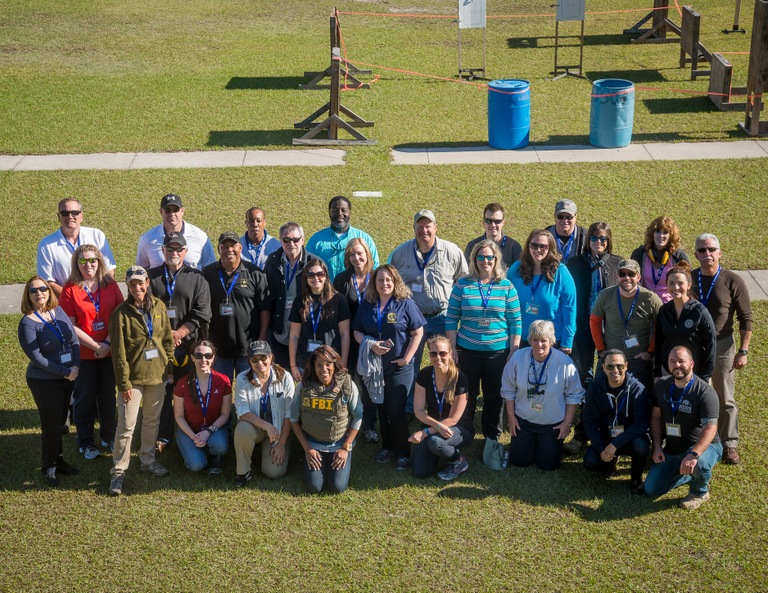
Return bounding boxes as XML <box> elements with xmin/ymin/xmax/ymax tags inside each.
<box><xmin>233</xmin><ymin>421</ymin><xmax>288</xmax><ymax>479</ymax></box>
<box><xmin>112</xmin><ymin>383</ymin><xmax>165</xmax><ymax>474</ymax></box>
<box><xmin>711</xmin><ymin>335</ymin><xmax>738</xmax><ymax>447</ymax></box>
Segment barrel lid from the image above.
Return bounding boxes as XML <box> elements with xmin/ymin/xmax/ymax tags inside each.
<box><xmin>488</xmin><ymin>79</ymin><xmax>530</xmax><ymax>90</ymax></box>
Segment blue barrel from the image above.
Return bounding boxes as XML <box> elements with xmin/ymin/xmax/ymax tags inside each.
<box><xmin>589</xmin><ymin>79</ymin><xmax>635</xmax><ymax>148</ymax></box>
<box><xmin>488</xmin><ymin>79</ymin><xmax>530</xmax><ymax>150</ymax></box>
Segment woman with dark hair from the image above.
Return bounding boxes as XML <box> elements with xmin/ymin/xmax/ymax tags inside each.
<box><xmin>290</xmin><ymin>345</ymin><xmax>362</xmax><ymax>494</ymax></box>
<box><xmin>59</xmin><ymin>244</ymin><xmax>124</xmax><ymax>460</ymax></box>
<box><xmin>446</xmin><ymin>239</ymin><xmax>521</xmax><ymax>444</ymax></box>
<box><xmin>507</xmin><ymin>229</ymin><xmax>576</xmax><ymax>352</ymax></box>
<box><xmin>18</xmin><ymin>276</ymin><xmax>80</xmax><ymax>487</ymax></box>
<box><xmin>566</xmin><ymin>222</ymin><xmax>622</xmax><ymax>387</ymax></box>
<box><xmin>108</xmin><ymin>266</ymin><xmax>174</xmax><ymax>496</ymax></box>
<box><xmin>655</xmin><ymin>261</ymin><xmax>717</xmax><ymax>380</ymax></box>
<box><xmin>289</xmin><ymin>259</ymin><xmax>350</xmax><ymax>382</ymax></box>
<box><xmin>173</xmin><ymin>340</ymin><xmax>232</xmax><ymax>473</ymax></box>
<box><xmin>352</xmin><ymin>264</ymin><xmax>425</xmax><ymax>471</ymax></box>
<box><xmin>409</xmin><ymin>335</ymin><xmax>473</xmax><ymax>480</ymax></box>
<box><xmin>630</xmin><ymin>215</ymin><xmax>690</xmax><ymax>303</ymax></box>
<box><xmin>334</xmin><ymin>238</ymin><xmax>378</xmax><ymax>444</ymax></box>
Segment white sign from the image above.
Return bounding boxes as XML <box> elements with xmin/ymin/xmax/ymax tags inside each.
<box><xmin>556</xmin><ymin>0</ymin><xmax>585</xmax><ymax>21</ymax></box>
<box><xmin>458</xmin><ymin>0</ymin><xmax>486</xmax><ymax>29</ymax></box>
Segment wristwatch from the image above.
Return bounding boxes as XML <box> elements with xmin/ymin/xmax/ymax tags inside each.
<box><xmin>738</xmin><ymin>349</ymin><xmax>748</xmax><ymax>356</ymax></box>
<box><xmin>207</xmin><ymin>424</ymin><xmax>218</xmax><ymax>433</ymax></box>
<box><xmin>341</xmin><ymin>442</ymin><xmax>353</xmax><ymax>452</ymax></box>
<box><xmin>689</xmin><ymin>450</ymin><xmax>700</xmax><ymax>459</ymax></box>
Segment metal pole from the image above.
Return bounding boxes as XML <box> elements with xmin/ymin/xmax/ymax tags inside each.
<box><xmin>723</xmin><ymin>0</ymin><xmax>746</xmax><ymax>34</ymax></box>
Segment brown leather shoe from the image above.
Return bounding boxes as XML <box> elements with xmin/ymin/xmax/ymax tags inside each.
<box><xmin>723</xmin><ymin>446</ymin><xmax>741</xmax><ymax>465</ymax></box>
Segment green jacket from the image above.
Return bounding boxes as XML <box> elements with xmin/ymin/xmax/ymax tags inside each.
<box><xmin>109</xmin><ymin>296</ymin><xmax>174</xmax><ymax>392</ymax></box>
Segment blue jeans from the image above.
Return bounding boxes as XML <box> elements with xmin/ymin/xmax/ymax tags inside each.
<box><xmin>73</xmin><ymin>357</ymin><xmax>117</xmax><ymax>449</ymax></box>
<box><xmin>644</xmin><ymin>442</ymin><xmax>722</xmax><ymax>497</ymax></box>
<box><xmin>175</xmin><ymin>427</ymin><xmax>230</xmax><ymax>472</ymax></box>
<box><xmin>407</xmin><ymin>313</ymin><xmax>446</xmax><ymax>413</ymax></box>
<box><xmin>213</xmin><ymin>356</ymin><xmax>250</xmax><ymax>384</ymax></box>
<box><xmin>304</xmin><ymin>450</ymin><xmax>353</xmax><ymax>493</ymax></box>
<box><xmin>508</xmin><ymin>416</ymin><xmax>564</xmax><ymax>471</ymax></box>
<box><xmin>411</xmin><ymin>425</ymin><xmax>472</xmax><ymax>478</ymax></box>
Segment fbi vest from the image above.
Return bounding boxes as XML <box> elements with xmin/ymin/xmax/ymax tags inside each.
<box><xmin>299</xmin><ymin>373</ymin><xmax>353</xmax><ymax>443</ymax></box>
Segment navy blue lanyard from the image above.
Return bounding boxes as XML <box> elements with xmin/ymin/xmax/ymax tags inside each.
<box><xmin>477</xmin><ymin>280</ymin><xmax>494</xmax><ymax>309</ymax></box>
<box><xmin>529</xmin><ymin>274</ymin><xmax>544</xmax><ymax>298</ymax></box>
<box><xmin>528</xmin><ymin>349</ymin><xmax>552</xmax><ymax>391</ymax></box>
<box><xmin>500</xmin><ymin>235</ymin><xmax>507</xmax><ymax>249</ymax></box>
<box><xmin>142</xmin><ymin>309</ymin><xmax>154</xmax><ymax>339</ymax></box>
<box><xmin>309</xmin><ymin>300</ymin><xmax>323</xmax><ymax>337</ymax></box>
<box><xmin>376</xmin><ymin>297</ymin><xmax>392</xmax><ymax>338</ymax></box>
<box><xmin>194</xmin><ymin>374</ymin><xmax>212</xmax><ymax>420</ymax></box>
<box><xmin>651</xmin><ymin>261</ymin><xmax>666</xmax><ymax>287</ymax></box>
<box><xmin>413</xmin><ymin>240</ymin><xmax>436</xmax><ymax>274</ymax></box>
<box><xmin>34</xmin><ymin>310</ymin><xmax>66</xmax><ymax>346</ymax></box>
<box><xmin>83</xmin><ymin>282</ymin><xmax>100</xmax><ymax>315</ymax></box>
<box><xmin>60</xmin><ymin>230</ymin><xmax>80</xmax><ymax>253</ymax></box>
<box><xmin>557</xmin><ymin>233</ymin><xmax>574</xmax><ymax>260</ymax></box>
<box><xmin>285</xmin><ymin>260</ymin><xmax>299</xmax><ymax>288</ymax></box>
<box><xmin>666</xmin><ymin>377</ymin><xmax>694</xmax><ymax>419</ymax></box>
<box><xmin>607</xmin><ymin>387</ymin><xmax>628</xmax><ymax>426</ymax></box>
<box><xmin>245</xmin><ymin>231</ymin><xmax>268</xmax><ymax>264</ymax></box>
<box><xmin>218</xmin><ymin>269</ymin><xmax>240</xmax><ymax>303</ymax></box>
<box><xmin>260</xmin><ymin>370</ymin><xmax>273</xmax><ymax>418</ymax></box>
<box><xmin>697</xmin><ymin>266</ymin><xmax>721</xmax><ymax>306</ymax></box>
<box><xmin>616</xmin><ymin>287</ymin><xmax>639</xmax><ymax>332</ymax></box>
<box><xmin>163</xmin><ymin>266</ymin><xmax>181</xmax><ymax>301</ymax></box>
<box><xmin>432</xmin><ymin>368</ymin><xmax>446</xmax><ymax>416</ymax></box>
<box><xmin>352</xmin><ymin>273</ymin><xmax>369</xmax><ymax>303</ymax></box>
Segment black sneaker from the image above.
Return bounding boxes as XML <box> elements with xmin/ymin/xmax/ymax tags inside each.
<box><xmin>44</xmin><ymin>467</ymin><xmax>59</xmax><ymax>487</ymax></box>
<box><xmin>395</xmin><ymin>457</ymin><xmax>410</xmax><ymax>471</ymax></box>
<box><xmin>235</xmin><ymin>471</ymin><xmax>252</xmax><ymax>488</ymax></box>
<box><xmin>109</xmin><ymin>472</ymin><xmax>125</xmax><ymax>496</ymax></box>
<box><xmin>363</xmin><ymin>429</ymin><xmax>379</xmax><ymax>444</ymax></box>
<box><xmin>629</xmin><ymin>478</ymin><xmax>645</xmax><ymax>495</ymax></box>
<box><xmin>56</xmin><ymin>459</ymin><xmax>79</xmax><ymax>475</ymax></box>
<box><xmin>375</xmin><ymin>449</ymin><xmax>393</xmax><ymax>464</ymax></box>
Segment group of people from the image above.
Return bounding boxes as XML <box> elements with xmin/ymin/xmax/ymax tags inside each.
<box><xmin>18</xmin><ymin>193</ymin><xmax>752</xmax><ymax>508</ymax></box>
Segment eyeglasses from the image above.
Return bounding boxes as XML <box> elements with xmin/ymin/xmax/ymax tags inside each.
<box><xmin>163</xmin><ymin>207</ymin><xmax>181</xmax><ymax>214</ymax></box>
<box><xmin>697</xmin><ymin>247</ymin><xmax>718</xmax><ymax>254</ymax></box>
<box><xmin>618</xmin><ymin>271</ymin><xmax>637</xmax><ymax>278</ymax></box>
<box><xmin>28</xmin><ymin>286</ymin><xmax>50</xmax><ymax>294</ymax></box>
<box><xmin>530</xmin><ymin>242</ymin><xmax>549</xmax><ymax>251</ymax></box>
<box><xmin>164</xmin><ymin>246</ymin><xmax>185</xmax><ymax>253</ymax></box>
<box><xmin>193</xmin><ymin>352</ymin><xmax>214</xmax><ymax>360</ymax></box>
<box><xmin>484</xmin><ymin>217</ymin><xmax>503</xmax><ymax>225</ymax></box>
<box><xmin>249</xmin><ymin>355</ymin><xmax>270</xmax><ymax>364</ymax></box>
<box><xmin>476</xmin><ymin>254</ymin><xmax>495</xmax><ymax>262</ymax></box>
<box><xmin>604</xmin><ymin>363</ymin><xmax>626</xmax><ymax>371</ymax></box>
<box><xmin>78</xmin><ymin>257</ymin><xmax>98</xmax><ymax>265</ymax></box>
<box><xmin>306</xmin><ymin>271</ymin><xmax>326</xmax><ymax>279</ymax></box>
<box><xmin>590</xmin><ymin>236</ymin><xmax>608</xmax><ymax>243</ymax></box>
<box><xmin>282</xmin><ymin>237</ymin><xmax>302</xmax><ymax>244</ymax></box>
<box><xmin>556</xmin><ymin>214</ymin><xmax>574</xmax><ymax>221</ymax></box>
<box><xmin>59</xmin><ymin>210</ymin><xmax>82</xmax><ymax>217</ymax></box>
<box><xmin>429</xmin><ymin>351</ymin><xmax>450</xmax><ymax>358</ymax></box>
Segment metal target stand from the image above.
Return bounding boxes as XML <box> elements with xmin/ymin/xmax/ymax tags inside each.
<box><xmin>552</xmin><ymin>0</ymin><xmax>587</xmax><ymax>80</ymax></box>
<box><xmin>723</xmin><ymin>0</ymin><xmax>746</xmax><ymax>34</ymax></box>
<box><xmin>457</xmin><ymin>0</ymin><xmax>487</xmax><ymax>80</ymax></box>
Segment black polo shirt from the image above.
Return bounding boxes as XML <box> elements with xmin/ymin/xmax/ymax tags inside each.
<box><xmin>148</xmin><ymin>264</ymin><xmax>212</xmax><ymax>344</ymax></box>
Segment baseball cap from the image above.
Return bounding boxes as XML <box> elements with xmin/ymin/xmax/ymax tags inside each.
<box><xmin>218</xmin><ymin>231</ymin><xmax>239</xmax><ymax>245</ymax></box>
<box><xmin>413</xmin><ymin>209</ymin><xmax>436</xmax><ymax>224</ymax></box>
<box><xmin>160</xmin><ymin>194</ymin><xmax>183</xmax><ymax>209</ymax></box>
<box><xmin>555</xmin><ymin>199</ymin><xmax>577</xmax><ymax>216</ymax></box>
<box><xmin>163</xmin><ymin>231</ymin><xmax>187</xmax><ymax>247</ymax></box>
<box><xmin>617</xmin><ymin>259</ymin><xmax>641</xmax><ymax>274</ymax></box>
<box><xmin>125</xmin><ymin>265</ymin><xmax>149</xmax><ymax>282</ymax></box>
<box><xmin>248</xmin><ymin>341</ymin><xmax>272</xmax><ymax>358</ymax></box>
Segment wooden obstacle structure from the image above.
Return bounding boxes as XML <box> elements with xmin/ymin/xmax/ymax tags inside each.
<box><xmin>740</xmin><ymin>0</ymin><xmax>768</xmax><ymax>136</ymax></box>
<box><xmin>293</xmin><ymin>8</ymin><xmax>375</xmax><ymax>145</ymax></box>
<box><xmin>624</xmin><ymin>0</ymin><xmax>680</xmax><ymax>43</ymax></box>
<box><xmin>708</xmin><ymin>53</ymin><xmax>747</xmax><ymax>111</ymax></box>
<box><xmin>680</xmin><ymin>6</ymin><xmax>712</xmax><ymax>80</ymax></box>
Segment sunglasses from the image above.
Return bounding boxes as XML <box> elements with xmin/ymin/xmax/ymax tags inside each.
<box><xmin>78</xmin><ymin>257</ymin><xmax>98</xmax><ymax>265</ymax></box>
<box><xmin>306</xmin><ymin>271</ymin><xmax>326</xmax><ymax>279</ymax></box>
<box><xmin>530</xmin><ymin>242</ymin><xmax>549</xmax><ymax>251</ymax></box>
<box><xmin>429</xmin><ymin>351</ymin><xmax>450</xmax><ymax>358</ymax></box>
<box><xmin>484</xmin><ymin>217</ymin><xmax>503</xmax><ymax>225</ymax></box>
<box><xmin>193</xmin><ymin>352</ymin><xmax>214</xmax><ymax>360</ymax></box>
<box><xmin>697</xmin><ymin>247</ymin><xmax>718</xmax><ymax>254</ymax></box>
<box><xmin>590</xmin><ymin>236</ymin><xmax>608</xmax><ymax>243</ymax></box>
<box><xmin>282</xmin><ymin>237</ymin><xmax>301</xmax><ymax>244</ymax></box>
<box><xmin>618</xmin><ymin>271</ymin><xmax>637</xmax><ymax>278</ymax></box>
<box><xmin>164</xmin><ymin>246</ymin><xmax>185</xmax><ymax>253</ymax></box>
<box><xmin>59</xmin><ymin>210</ymin><xmax>82</xmax><ymax>217</ymax></box>
<box><xmin>604</xmin><ymin>363</ymin><xmax>626</xmax><ymax>371</ymax></box>
<box><xmin>476</xmin><ymin>254</ymin><xmax>495</xmax><ymax>262</ymax></box>
<box><xmin>163</xmin><ymin>207</ymin><xmax>181</xmax><ymax>214</ymax></box>
<box><xmin>28</xmin><ymin>286</ymin><xmax>50</xmax><ymax>295</ymax></box>
<box><xmin>556</xmin><ymin>214</ymin><xmax>574</xmax><ymax>220</ymax></box>
<box><xmin>250</xmin><ymin>355</ymin><xmax>270</xmax><ymax>364</ymax></box>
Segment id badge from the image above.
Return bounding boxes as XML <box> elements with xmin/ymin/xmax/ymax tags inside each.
<box><xmin>478</xmin><ymin>318</ymin><xmax>491</xmax><ymax>327</ymax></box>
<box><xmin>60</xmin><ymin>351</ymin><xmax>72</xmax><ymax>364</ymax></box>
<box><xmin>91</xmin><ymin>321</ymin><xmax>105</xmax><ymax>332</ymax></box>
<box><xmin>167</xmin><ymin>307</ymin><xmax>177</xmax><ymax>319</ymax></box>
<box><xmin>144</xmin><ymin>348</ymin><xmax>159</xmax><ymax>361</ymax></box>
<box><xmin>666</xmin><ymin>422</ymin><xmax>682</xmax><ymax>437</ymax></box>
<box><xmin>307</xmin><ymin>339</ymin><xmax>322</xmax><ymax>353</ymax></box>
<box><xmin>530</xmin><ymin>401</ymin><xmax>543</xmax><ymax>413</ymax></box>
<box><xmin>525</xmin><ymin>302</ymin><xmax>539</xmax><ymax>315</ymax></box>
<box><xmin>220</xmin><ymin>304</ymin><xmax>235</xmax><ymax>316</ymax></box>
<box><xmin>624</xmin><ymin>335</ymin><xmax>639</xmax><ymax>348</ymax></box>
<box><xmin>610</xmin><ymin>425</ymin><xmax>625</xmax><ymax>437</ymax></box>
<box><xmin>411</xmin><ymin>283</ymin><xmax>423</xmax><ymax>293</ymax></box>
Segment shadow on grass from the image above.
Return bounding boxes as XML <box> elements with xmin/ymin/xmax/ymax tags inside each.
<box><xmin>225</xmin><ymin>76</ymin><xmax>306</xmax><ymax>90</ymax></box>
<box><xmin>207</xmin><ymin>130</ymin><xmax>296</xmax><ymax>148</ymax></box>
<box><xmin>394</xmin><ymin>141</ymin><xmax>488</xmax><ymax>150</ymax></box>
<box><xmin>586</xmin><ymin>70</ymin><xmax>669</xmax><ymax>83</ymax></box>
<box><xmin>642</xmin><ymin>96</ymin><xmax>717</xmax><ymax>114</ymax></box>
<box><xmin>0</xmin><ymin>407</ymin><xmax>40</xmax><ymax>431</ymax></box>
<box><xmin>506</xmin><ymin>34</ymin><xmax>631</xmax><ymax>49</ymax></box>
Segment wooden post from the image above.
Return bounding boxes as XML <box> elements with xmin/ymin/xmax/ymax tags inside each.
<box><xmin>627</xmin><ymin>0</ymin><xmax>680</xmax><ymax>44</ymax></box>
<box><xmin>740</xmin><ymin>0</ymin><xmax>768</xmax><ymax>136</ymax></box>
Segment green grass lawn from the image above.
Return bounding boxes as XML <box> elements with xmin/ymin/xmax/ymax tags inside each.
<box><xmin>1</xmin><ymin>306</ymin><xmax>766</xmax><ymax>592</ymax></box>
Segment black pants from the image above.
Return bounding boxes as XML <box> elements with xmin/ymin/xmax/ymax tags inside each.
<box><xmin>583</xmin><ymin>435</ymin><xmax>650</xmax><ymax>481</ymax></box>
<box><xmin>379</xmin><ymin>364</ymin><xmax>413</xmax><ymax>458</ymax></box>
<box><xmin>459</xmin><ymin>347</ymin><xmax>508</xmax><ymax>440</ymax></box>
<box><xmin>73</xmin><ymin>358</ymin><xmax>116</xmax><ymax>449</ymax></box>
<box><xmin>27</xmin><ymin>376</ymin><xmax>73</xmax><ymax>471</ymax></box>
<box><xmin>508</xmin><ymin>416</ymin><xmax>564</xmax><ymax>471</ymax></box>
<box><xmin>157</xmin><ymin>352</ymin><xmax>191</xmax><ymax>444</ymax></box>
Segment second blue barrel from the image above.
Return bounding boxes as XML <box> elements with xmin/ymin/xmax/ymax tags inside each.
<box><xmin>589</xmin><ymin>79</ymin><xmax>635</xmax><ymax>148</ymax></box>
<box><xmin>488</xmin><ymin>79</ymin><xmax>530</xmax><ymax>150</ymax></box>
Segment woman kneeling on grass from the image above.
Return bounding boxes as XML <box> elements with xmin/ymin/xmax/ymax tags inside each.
<box><xmin>408</xmin><ymin>335</ymin><xmax>473</xmax><ymax>481</ymax></box>
<box><xmin>173</xmin><ymin>340</ymin><xmax>232</xmax><ymax>474</ymax></box>
<box><xmin>290</xmin><ymin>345</ymin><xmax>362</xmax><ymax>494</ymax></box>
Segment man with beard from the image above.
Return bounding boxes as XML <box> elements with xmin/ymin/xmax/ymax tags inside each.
<box><xmin>644</xmin><ymin>346</ymin><xmax>722</xmax><ymax>510</ymax></box>
<box><xmin>306</xmin><ymin>195</ymin><xmax>379</xmax><ymax>282</ymax></box>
